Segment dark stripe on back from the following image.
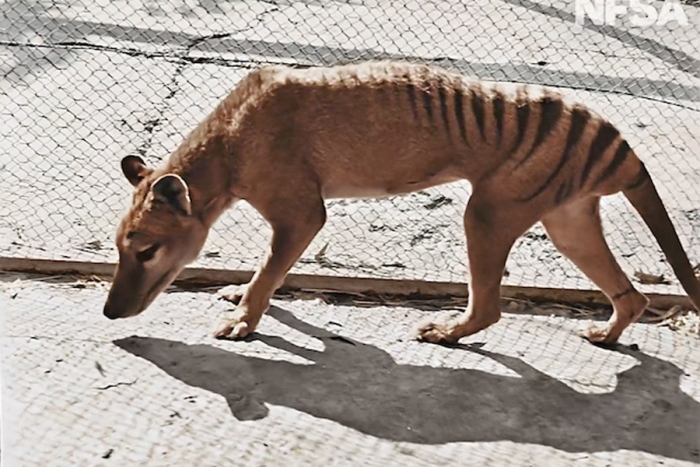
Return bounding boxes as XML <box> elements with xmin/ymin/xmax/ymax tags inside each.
<box><xmin>422</xmin><ymin>83</ymin><xmax>434</xmax><ymax>126</ymax></box>
<box><xmin>563</xmin><ymin>107</ymin><xmax>590</xmax><ymax>157</ymax></box>
<box><xmin>471</xmin><ymin>89</ymin><xmax>486</xmax><ymax>139</ymax></box>
<box><xmin>594</xmin><ymin>140</ymin><xmax>631</xmax><ymax>187</ymax></box>
<box><xmin>438</xmin><ymin>85</ymin><xmax>450</xmax><ymax>137</ymax></box>
<box><xmin>513</xmin><ymin>103</ymin><xmax>530</xmax><ymax>154</ymax></box>
<box><xmin>514</xmin><ymin>94</ymin><xmax>564</xmax><ymax>168</ymax></box>
<box><xmin>534</xmin><ymin>96</ymin><xmax>565</xmax><ymax>148</ymax></box>
<box><xmin>454</xmin><ymin>90</ymin><xmax>468</xmax><ymax>144</ymax></box>
<box><xmin>520</xmin><ymin>107</ymin><xmax>588</xmax><ymax>202</ymax></box>
<box><xmin>580</xmin><ymin>121</ymin><xmax>619</xmax><ymax>188</ymax></box>
<box><xmin>406</xmin><ymin>83</ymin><xmax>418</xmax><ymax>120</ymax></box>
<box><xmin>493</xmin><ymin>92</ymin><xmax>505</xmax><ymax>147</ymax></box>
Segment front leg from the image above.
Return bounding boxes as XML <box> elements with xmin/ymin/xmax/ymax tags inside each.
<box><xmin>214</xmin><ymin>200</ymin><xmax>326</xmax><ymax>340</ymax></box>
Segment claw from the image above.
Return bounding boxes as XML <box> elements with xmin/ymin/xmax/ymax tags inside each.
<box><xmin>415</xmin><ymin>321</ymin><xmax>459</xmax><ymax>344</ymax></box>
<box><xmin>581</xmin><ymin>325</ymin><xmax>619</xmax><ymax>349</ymax></box>
<box><xmin>214</xmin><ymin>318</ymin><xmax>252</xmax><ymax>340</ymax></box>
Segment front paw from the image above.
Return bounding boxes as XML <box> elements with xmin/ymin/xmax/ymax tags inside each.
<box><xmin>213</xmin><ymin>308</ymin><xmax>258</xmax><ymax>340</ymax></box>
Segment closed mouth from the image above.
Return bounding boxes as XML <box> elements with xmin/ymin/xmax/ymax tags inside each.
<box><xmin>138</xmin><ymin>271</ymin><xmax>173</xmax><ymax>313</ymax></box>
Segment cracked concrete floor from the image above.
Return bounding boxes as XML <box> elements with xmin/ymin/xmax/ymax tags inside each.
<box><xmin>2</xmin><ymin>273</ymin><xmax>700</xmax><ymax>466</ymax></box>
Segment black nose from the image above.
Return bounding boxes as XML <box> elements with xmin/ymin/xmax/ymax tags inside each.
<box><xmin>103</xmin><ymin>302</ymin><xmax>121</xmax><ymax>320</ymax></box>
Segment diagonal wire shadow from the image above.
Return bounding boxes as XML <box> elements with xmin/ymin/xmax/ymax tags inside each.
<box><xmin>2</xmin><ymin>10</ymin><xmax>699</xmax><ymax>102</ymax></box>
<box><xmin>114</xmin><ymin>306</ymin><xmax>700</xmax><ymax>462</ymax></box>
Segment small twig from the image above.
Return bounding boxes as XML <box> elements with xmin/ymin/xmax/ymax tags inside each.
<box><xmin>96</xmin><ymin>379</ymin><xmax>138</xmax><ymax>391</ymax></box>
<box><xmin>646</xmin><ymin>305</ymin><xmax>684</xmax><ymax>324</ymax></box>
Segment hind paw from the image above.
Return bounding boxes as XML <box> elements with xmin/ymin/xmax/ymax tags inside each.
<box><xmin>415</xmin><ymin>320</ymin><xmax>460</xmax><ymax>344</ymax></box>
<box><xmin>217</xmin><ymin>284</ymin><xmax>248</xmax><ymax>305</ymax></box>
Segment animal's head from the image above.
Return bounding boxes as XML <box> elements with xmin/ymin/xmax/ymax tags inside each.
<box><xmin>103</xmin><ymin>155</ymin><xmax>209</xmax><ymax>319</ymax></box>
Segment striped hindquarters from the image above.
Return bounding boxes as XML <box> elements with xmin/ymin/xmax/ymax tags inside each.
<box><xmin>346</xmin><ymin>64</ymin><xmax>643</xmax><ymax>203</ymax></box>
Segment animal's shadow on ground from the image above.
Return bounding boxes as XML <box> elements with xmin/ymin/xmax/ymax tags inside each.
<box><xmin>114</xmin><ymin>306</ymin><xmax>700</xmax><ymax>462</ymax></box>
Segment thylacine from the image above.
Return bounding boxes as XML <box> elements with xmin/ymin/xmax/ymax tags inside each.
<box><xmin>103</xmin><ymin>60</ymin><xmax>700</xmax><ymax>345</ymax></box>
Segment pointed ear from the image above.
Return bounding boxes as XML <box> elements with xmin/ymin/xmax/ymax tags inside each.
<box><xmin>151</xmin><ymin>174</ymin><xmax>192</xmax><ymax>216</ymax></box>
<box><xmin>121</xmin><ymin>155</ymin><xmax>153</xmax><ymax>187</ymax></box>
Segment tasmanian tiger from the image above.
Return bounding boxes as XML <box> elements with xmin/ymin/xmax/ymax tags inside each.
<box><xmin>103</xmin><ymin>60</ymin><xmax>700</xmax><ymax>345</ymax></box>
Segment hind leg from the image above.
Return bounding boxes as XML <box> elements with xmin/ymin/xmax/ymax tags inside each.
<box><xmin>542</xmin><ymin>197</ymin><xmax>649</xmax><ymax>344</ymax></box>
<box><xmin>417</xmin><ymin>193</ymin><xmax>539</xmax><ymax>344</ymax></box>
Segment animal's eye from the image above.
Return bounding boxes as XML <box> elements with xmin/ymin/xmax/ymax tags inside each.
<box><xmin>136</xmin><ymin>243</ymin><xmax>160</xmax><ymax>263</ymax></box>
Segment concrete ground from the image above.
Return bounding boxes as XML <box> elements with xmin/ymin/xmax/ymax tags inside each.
<box><xmin>2</xmin><ymin>273</ymin><xmax>699</xmax><ymax>466</ymax></box>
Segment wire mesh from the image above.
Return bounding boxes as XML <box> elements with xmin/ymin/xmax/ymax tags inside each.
<box><xmin>1</xmin><ymin>0</ymin><xmax>699</xmax><ymax>295</ymax></box>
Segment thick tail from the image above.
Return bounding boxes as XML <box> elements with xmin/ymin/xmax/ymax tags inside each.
<box><xmin>622</xmin><ymin>165</ymin><xmax>700</xmax><ymax>311</ymax></box>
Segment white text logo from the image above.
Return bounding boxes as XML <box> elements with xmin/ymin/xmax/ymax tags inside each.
<box><xmin>574</xmin><ymin>0</ymin><xmax>689</xmax><ymax>27</ymax></box>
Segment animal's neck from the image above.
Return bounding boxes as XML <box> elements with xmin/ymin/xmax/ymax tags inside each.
<box><xmin>162</xmin><ymin>109</ymin><xmax>239</xmax><ymax>228</ymax></box>
<box><xmin>195</xmin><ymin>189</ymin><xmax>235</xmax><ymax>229</ymax></box>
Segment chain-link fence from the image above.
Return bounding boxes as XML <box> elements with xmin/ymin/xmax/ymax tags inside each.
<box><xmin>1</xmin><ymin>0</ymin><xmax>699</xmax><ymax>295</ymax></box>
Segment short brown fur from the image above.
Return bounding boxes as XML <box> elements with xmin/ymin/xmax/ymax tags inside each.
<box><xmin>104</xmin><ymin>61</ymin><xmax>700</xmax><ymax>345</ymax></box>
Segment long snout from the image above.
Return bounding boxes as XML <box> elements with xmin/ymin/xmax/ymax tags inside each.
<box><xmin>103</xmin><ymin>263</ymin><xmax>182</xmax><ymax>320</ymax></box>
<box><xmin>103</xmin><ymin>264</ymin><xmax>147</xmax><ymax>319</ymax></box>
<box><xmin>103</xmin><ymin>287</ymin><xmax>143</xmax><ymax>319</ymax></box>
<box><xmin>103</xmin><ymin>299</ymin><xmax>119</xmax><ymax>320</ymax></box>
<box><xmin>103</xmin><ymin>299</ymin><xmax>139</xmax><ymax>320</ymax></box>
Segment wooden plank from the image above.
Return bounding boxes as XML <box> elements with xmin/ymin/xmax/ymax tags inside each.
<box><xmin>0</xmin><ymin>256</ymin><xmax>693</xmax><ymax>310</ymax></box>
